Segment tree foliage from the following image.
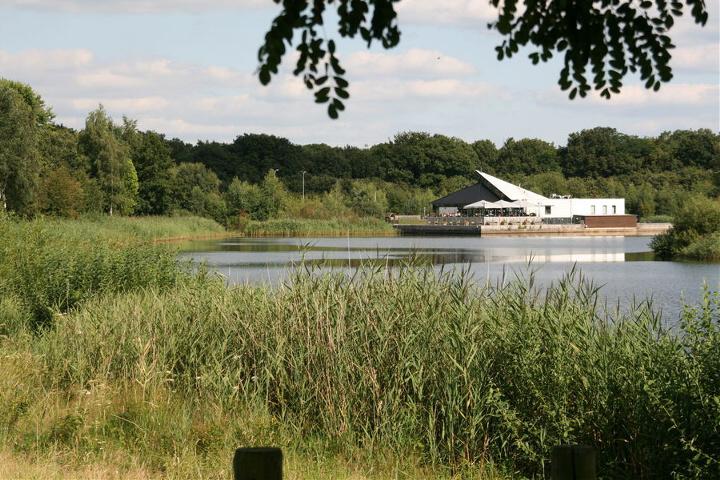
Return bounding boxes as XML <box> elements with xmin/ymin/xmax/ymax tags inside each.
<box><xmin>0</xmin><ymin>82</ymin><xmax>41</xmax><ymax>215</ymax></box>
<box><xmin>123</xmin><ymin>122</ymin><xmax>174</xmax><ymax>215</ymax></box>
<box><xmin>1</xmin><ymin>79</ymin><xmax>717</xmax><ymax>227</ymax></box>
<box><xmin>496</xmin><ymin>138</ymin><xmax>559</xmax><ymax>176</ymax></box>
<box><xmin>79</xmin><ymin>106</ymin><xmax>138</xmax><ymax>215</ymax></box>
<box><xmin>259</xmin><ymin>0</ymin><xmax>709</xmax><ymax>117</ymax></box>
<box><xmin>651</xmin><ymin>196</ymin><xmax>720</xmax><ymax>259</ymax></box>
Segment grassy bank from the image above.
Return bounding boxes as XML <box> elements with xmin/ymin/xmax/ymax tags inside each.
<box><xmin>1</xmin><ymin>218</ymin><xmax>718</xmax><ymax>479</ymax></box>
<box><xmin>0</xmin><ymin>215</ymin><xmax>224</xmax><ymax>330</ymax></box>
<box><xmin>65</xmin><ymin>215</ymin><xmax>226</xmax><ymax>242</ymax></box>
<box><xmin>241</xmin><ymin>217</ymin><xmax>395</xmax><ymax>237</ymax></box>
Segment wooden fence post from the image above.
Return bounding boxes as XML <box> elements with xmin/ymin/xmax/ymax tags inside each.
<box><xmin>551</xmin><ymin>445</ymin><xmax>596</xmax><ymax>480</ymax></box>
<box><xmin>233</xmin><ymin>447</ymin><xmax>283</xmax><ymax>480</ymax></box>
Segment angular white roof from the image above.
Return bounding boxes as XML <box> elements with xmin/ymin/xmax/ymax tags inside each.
<box><xmin>476</xmin><ymin>170</ymin><xmax>548</xmax><ymax>203</ymax></box>
<box><xmin>465</xmin><ymin>199</ymin><xmax>524</xmax><ymax>209</ymax></box>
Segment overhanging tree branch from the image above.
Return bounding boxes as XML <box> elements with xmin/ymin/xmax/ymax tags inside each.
<box><xmin>257</xmin><ymin>0</ymin><xmax>709</xmax><ymax>117</ymax></box>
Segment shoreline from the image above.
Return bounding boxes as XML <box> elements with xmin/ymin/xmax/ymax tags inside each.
<box><xmin>394</xmin><ymin>222</ymin><xmax>671</xmax><ymax>237</ymax></box>
<box><xmin>151</xmin><ymin>221</ymin><xmax>671</xmax><ymax>242</ymax></box>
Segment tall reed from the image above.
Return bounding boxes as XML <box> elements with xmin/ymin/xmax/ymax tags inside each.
<box><xmin>242</xmin><ymin>217</ymin><xmax>395</xmax><ymax>237</ymax></box>
<box><xmin>0</xmin><ymin>215</ymin><xmax>189</xmax><ymax>330</ymax></box>
<box><xmin>21</xmin><ymin>266</ymin><xmax>719</xmax><ymax>478</ymax></box>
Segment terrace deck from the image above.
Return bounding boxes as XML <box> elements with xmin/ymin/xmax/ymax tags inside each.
<box><xmin>393</xmin><ymin>222</ymin><xmax>671</xmax><ymax>237</ymax></box>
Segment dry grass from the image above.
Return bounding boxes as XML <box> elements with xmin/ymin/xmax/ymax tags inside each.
<box><xmin>0</xmin><ymin>450</ymin><xmax>505</xmax><ymax>480</ymax></box>
<box><xmin>0</xmin><ymin>451</ymin><xmax>158</xmax><ymax>480</ymax></box>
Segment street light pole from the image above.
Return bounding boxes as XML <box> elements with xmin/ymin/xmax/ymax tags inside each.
<box><xmin>301</xmin><ymin>170</ymin><xmax>307</xmax><ymax>202</ymax></box>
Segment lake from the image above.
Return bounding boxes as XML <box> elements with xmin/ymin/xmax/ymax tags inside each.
<box><xmin>180</xmin><ymin>235</ymin><xmax>720</xmax><ymax>323</ymax></box>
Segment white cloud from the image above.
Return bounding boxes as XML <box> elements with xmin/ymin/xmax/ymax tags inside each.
<box><xmin>397</xmin><ymin>0</ymin><xmax>499</xmax><ymax>25</ymax></box>
<box><xmin>75</xmin><ymin>70</ymin><xmax>146</xmax><ymax>89</ymax></box>
<box><xmin>71</xmin><ymin>96</ymin><xmax>170</xmax><ymax>111</ymax></box>
<box><xmin>0</xmin><ymin>42</ymin><xmax>715</xmax><ymax>145</ymax></box>
<box><xmin>672</xmin><ymin>43</ymin><xmax>720</xmax><ymax>73</ymax></box>
<box><xmin>0</xmin><ymin>49</ymin><xmax>93</xmax><ymax>71</ymax></box>
<box><xmin>590</xmin><ymin>83</ymin><xmax>719</xmax><ymax>107</ymax></box>
<box><xmin>346</xmin><ymin>49</ymin><xmax>476</xmax><ymax>78</ymax></box>
<box><xmin>5</xmin><ymin>0</ymin><xmax>266</xmax><ymax>13</ymax></box>
<box><xmin>405</xmin><ymin>79</ymin><xmax>497</xmax><ymax>98</ymax></box>
<box><xmin>537</xmin><ymin>82</ymin><xmax>719</xmax><ymax>110</ymax></box>
<box><xmin>0</xmin><ymin>47</ymin><xmax>508</xmax><ymax>143</ymax></box>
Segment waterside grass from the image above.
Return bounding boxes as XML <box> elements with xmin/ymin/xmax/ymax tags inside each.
<box><xmin>241</xmin><ymin>217</ymin><xmax>395</xmax><ymax>237</ymax></box>
<box><xmin>0</xmin><ymin>217</ymin><xmax>718</xmax><ymax>479</ymax></box>
<box><xmin>0</xmin><ymin>215</ymin><xmax>224</xmax><ymax>330</ymax></box>
<box><xmin>2</xmin><ymin>269</ymin><xmax>718</xmax><ymax>478</ymax></box>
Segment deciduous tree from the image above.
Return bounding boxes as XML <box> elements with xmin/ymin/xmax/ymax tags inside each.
<box><xmin>79</xmin><ymin>106</ymin><xmax>138</xmax><ymax>215</ymax></box>
<box><xmin>258</xmin><ymin>0</ymin><xmax>709</xmax><ymax>117</ymax></box>
<box><xmin>0</xmin><ymin>81</ymin><xmax>44</xmax><ymax>215</ymax></box>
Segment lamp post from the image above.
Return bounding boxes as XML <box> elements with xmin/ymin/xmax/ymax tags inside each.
<box><xmin>301</xmin><ymin>170</ymin><xmax>307</xmax><ymax>202</ymax></box>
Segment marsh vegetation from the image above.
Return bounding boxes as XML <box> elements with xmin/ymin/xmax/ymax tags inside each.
<box><xmin>1</xmin><ymin>216</ymin><xmax>718</xmax><ymax>479</ymax></box>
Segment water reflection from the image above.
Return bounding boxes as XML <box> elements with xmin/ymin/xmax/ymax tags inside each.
<box><xmin>180</xmin><ymin>235</ymin><xmax>720</xmax><ymax>323</ymax></box>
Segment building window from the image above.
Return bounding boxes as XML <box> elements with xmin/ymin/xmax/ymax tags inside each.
<box><xmin>591</xmin><ymin>205</ymin><xmax>596</xmax><ymax>214</ymax></box>
<box><xmin>602</xmin><ymin>205</ymin><xmax>608</xmax><ymax>214</ymax></box>
<box><xmin>545</xmin><ymin>206</ymin><xmax>552</xmax><ymax>215</ymax></box>
<box><xmin>612</xmin><ymin>205</ymin><xmax>617</xmax><ymax>214</ymax></box>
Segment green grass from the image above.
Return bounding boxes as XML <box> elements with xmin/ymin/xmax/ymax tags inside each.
<box><xmin>59</xmin><ymin>214</ymin><xmax>226</xmax><ymax>242</ymax></box>
<box><xmin>0</xmin><ymin>215</ymin><xmax>223</xmax><ymax>331</ymax></box>
<box><xmin>242</xmin><ymin>217</ymin><xmax>395</xmax><ymax>237</ymax></box>
<box><xmin>0</xmin><ymin>217</ymin><xmax>718</xmax><ymax>478</ymax></box>
<box><xmin>3</xmin><ymin>269</ymin><xmax>719</xmax><ymax>478</ymax></box>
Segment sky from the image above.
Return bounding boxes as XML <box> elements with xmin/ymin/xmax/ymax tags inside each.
<box><xmin>0</xmin><ymin>0</ymin><xmax>718</xmax><ymax>147</ymax></box>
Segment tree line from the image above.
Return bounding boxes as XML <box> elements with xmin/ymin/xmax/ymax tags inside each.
<box><xmin>1</xmin><ymin>79</ymin><xmax>718</xmax><ymax>224</ymax></box>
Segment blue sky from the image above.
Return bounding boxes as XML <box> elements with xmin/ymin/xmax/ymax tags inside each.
<box><xmin>0</xmin><ymin>0</ymin><xmax>718</xmax><ymax>146</ymax></box>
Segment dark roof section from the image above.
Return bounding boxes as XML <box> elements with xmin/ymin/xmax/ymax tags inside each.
<box><xmin>432</xmin><ymin>182</ymin><xmax>502</xmax><ymax>208</ymax></box>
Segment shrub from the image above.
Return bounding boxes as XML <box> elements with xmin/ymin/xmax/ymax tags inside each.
<box><xmin>651</xmin><ymin>196</ymin><xmax>720</xmax><ymax>260</ymax></box>
<box><xmin>641</xmin><ymin>214</ymin><xmax>674</xmax><ymax>223</ymax></box>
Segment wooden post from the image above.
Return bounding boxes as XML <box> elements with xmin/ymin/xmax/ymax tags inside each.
<box><xmin>551</xmin><ymin>445</ymin><xmax>596</xmax><ymax>480</ymax></box>
<box><xmin>233</xmin><ymin>447</ymin><xmax>283</xmax><ymax>480</ymax></box>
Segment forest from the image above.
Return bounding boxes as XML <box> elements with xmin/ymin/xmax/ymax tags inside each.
<box><xmin>1</xmin><ymin>79</ymin><xmax>718</xmax><ymax>226</ymax></box>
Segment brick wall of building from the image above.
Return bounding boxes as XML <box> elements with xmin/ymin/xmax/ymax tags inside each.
<box><xmin>583</xmin><ymin>215</ymin><xmax>638</xmax><ymax>228</ymax></box>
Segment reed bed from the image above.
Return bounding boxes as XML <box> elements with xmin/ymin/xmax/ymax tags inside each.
<box><xmin>0</xmin><ymin>217</ymin><xmax>717</xmax><ymax>478</ymax></box>
<box><xmin>2</xmin><ymin>267</ymin><xmax>716</xmax><ymax>478</ymax></box>
<box><xmin>242</xmin><ymin>218</ymin><xmax>395</xmax><ymax>237</ymax></box>
<box><xmin>69</xmin><ymin>215</ymin><xmax>226</xmax><ymax>242</ymax></box>
<box><xmin>0</xmin><ymin>215</ymin><xmax>192</xmax><ymax>330</ymax></box>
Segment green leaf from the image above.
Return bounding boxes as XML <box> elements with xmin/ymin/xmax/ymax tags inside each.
<box><xmin>259</xmin><ymin>68</ymin><xmax>271</xmax><ymax>85</ymax></box>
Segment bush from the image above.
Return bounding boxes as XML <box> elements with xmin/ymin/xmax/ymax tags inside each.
<box><xmin>651</xmin><ymin>196</ymin><xmax>720</xmax><ymax>260</ymax></box>
<box><xmin>680</xmin><ymin>232</ymin><xmax>720</xmax><ymax>261</ymax></box>
<box><xmin>641</xmin><ymin>214</ymin><xmax>674</xmax><ymax>223</ymax></box>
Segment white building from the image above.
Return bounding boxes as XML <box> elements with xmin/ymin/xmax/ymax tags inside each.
<box><xmin>432</xmin><ymin>171</ymin><xmax>627</xmax><ymax>222</ymax></box>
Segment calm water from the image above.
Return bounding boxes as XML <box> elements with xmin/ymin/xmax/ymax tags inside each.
<box><xmin>180</xmin><ymin>236</ymin><xmax>720</xmax><ymax>323</ymax></box>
